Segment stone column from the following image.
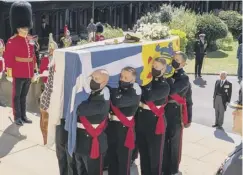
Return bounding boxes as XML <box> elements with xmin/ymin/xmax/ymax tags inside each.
<box><xmin>128</xmin><ymin>3</ymin><xmax>132</xmax><ymax>30</ymax></box>
<box><xmin>109</xmin><ymin>6</ymin><xmax>112</xmax><ymax>26</ymax></box>
<box><xmin>120</xmin><ymin>6</ymin><xmax>124</xmax><ymax>29</ymax></box>
<box><xmin>114</xmin><ymin>7</ymin><xmax>117</xmax><ymax>27</ymax></box>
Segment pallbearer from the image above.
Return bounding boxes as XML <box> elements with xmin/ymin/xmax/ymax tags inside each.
<box><xmin>136</xmin><ymin>57</ymin><xmax>170</xmax><ymax>175</ymax></box>
<box><xmin>163</xmin><ymin>51</ymin><xmax>193</xmax><ymax>175</ymax></box>
<box><xmin>107</xmin><ymin>67</ymin><xmax>141</xmax><ymax>175</ymax></box>
<box><xmin>75</xmin><ymin>69</ymin><xmax>110</xmax><ymax>175</ymax></box>
<box><xmin>3</xmin><ymin>1</ymin><xmax>36</xmax><ymax>126</ymax></box>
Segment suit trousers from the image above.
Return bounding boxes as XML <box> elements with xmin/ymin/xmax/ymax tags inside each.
<box><xmin>163</xmin><ymin>103</ymin><xmax>184</xmax><ymax>175</ymax></box>
<box><xmin>135</xmin><ymin>108</ymin><xmax>165</xmax><ymax>175</ymax></box>
<box><xmin>214</xmin><ymin>95</ymin><xmax>225</xmax><ymax>127</ymax></box>
<box><xmin>106</xmin><ymin>121</ymin><xmax>133</xmax><ymax>175</ymax></box>
<box><xmin>55</xmin><ymin>119</ymin><xmax>79</xmax><ymax>175</ymax></box>
<box><xmin>12</xmin><ymin>78</ymin><xmax>31</xmax><ymax>121</ymax></box>
<box><xmin>75</xmin><ymin>153</ymin><xmax>104</xmax><ymax>175</ymax></box>
<box><xmin>195</xmin><ymin>56</ymin><xmax>204</xmax><ymax>76</ymax></box>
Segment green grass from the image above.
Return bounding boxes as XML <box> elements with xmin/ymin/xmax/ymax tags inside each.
<box><xmin>184</xmin><ymin>41</ymin><xmax>238</xmax><ymax>75</ymax></box>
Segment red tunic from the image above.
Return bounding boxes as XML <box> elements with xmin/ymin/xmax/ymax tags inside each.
<box><xmin>3</xmin><ymin>35</ymin><xmax>36</xmax><ymax>78</ymax></box>
<box><xmin>40</xmin><ymin>56</ymin><xmax>49</xmax><ymax>83</ymax></box>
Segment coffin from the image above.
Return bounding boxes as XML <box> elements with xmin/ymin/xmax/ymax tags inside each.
<box><xmin>46</xmin><ymin>36</ymin><xmax>180</xmax><ymax>153</ymax></box>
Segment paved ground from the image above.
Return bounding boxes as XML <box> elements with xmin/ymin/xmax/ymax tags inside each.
<box><xmin>0</xmin><ymin>106</ymin><xmax>241</xmax><ymax>175</ymax></box>
<box><xmin>189</xmin><ymin>75</ymin><xmax>240</xmax><ymax>134</ymax></box>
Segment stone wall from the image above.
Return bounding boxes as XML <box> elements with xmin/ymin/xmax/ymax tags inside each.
<box><xmin>0</xmin><ymin>76</ymin><xmax>42</xmax><ymax>114</ymax></box>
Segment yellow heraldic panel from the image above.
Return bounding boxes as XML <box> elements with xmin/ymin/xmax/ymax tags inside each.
<box><xmin>140</xmin><ymin>36</ymin><xmax>180</xmax><ymax>86</ymax></box>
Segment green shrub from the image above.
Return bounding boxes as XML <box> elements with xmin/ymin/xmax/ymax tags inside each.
<box><xmin>103</xmin><ymin>24</ymin><xmax>124</xmax><ymax>39</ymax></box>
<box><xmin>197</xmin><ymin>13</ymin><xmax>228</xmax><ymax>50</ymax></box>
<box><xmin>218</xmin><ymin>10</ymin><xmax>242</xmax><ymax>38</ymax></box>
<box><xmin>216</xmin><ymin>32</ymin><xmax>234</xmax><ymax>51</ymax></box>
<box><xmin>170</xmin><ymin>29</ymin><xmax>188</xmax><ymax>52</ymax></box>
<box><xmin>133</xmin><ymin>4</ymin><xmax>172</xmax><ymax>31</ymax></box>
<box><xmin>169</xmin><ymin>6</ymin><xmax>198</xmax><ymax>56</ymax></box>
<box><xmin>77</xmin><ymin>39</ymin><xmax>89</xmax><ymax>45</ymax></box>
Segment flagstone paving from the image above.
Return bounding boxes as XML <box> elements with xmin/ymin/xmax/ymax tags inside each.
<box><xmin>0</xmin><ymin>106</ymin><xmax>241</xmax><ymax>175</ymax></box>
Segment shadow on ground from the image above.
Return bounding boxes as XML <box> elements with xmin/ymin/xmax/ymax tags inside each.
<box><xmin>207</xmin><ymin>50</ymin><xmax>228</xmax><ymax>59</ymax></box>
<box><xmin>0</xmin><ymin>122</ymin><xmax>27</xmax><ymax>158</ymax></box>
<box><xmin>0</xmin><ymin>77</ymin><xmax>42</xmax><ymax>115</ymax></box>
<box><xmin>214</xmin><ymin>128</ymin><xmax>234</xmax><ymax>143</ymax></box>
<box><xmin>193</xmin><ymin>77</ymin><xmax>207</xmax><ymax>88</ymax></box>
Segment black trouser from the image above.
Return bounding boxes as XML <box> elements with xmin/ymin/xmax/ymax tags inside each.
<box><xmin>75</xmin><ymin>153</ymin><xmax>104</xmax><ymax>175</ymax></box>
<box><xmin>195</xmin><ymin>55</ymin><xmax>204</xmax><ymax>76</ymax></box>
<box><xmin>163</xmin><ymin>103</ymin><xmax>183</xmax><ymax>175</ymax></box>
<box><xmin>131</xmin><ymin>144</ymin><xmax>139</xmax><ymax>162</ymax></box>
<box><xmin>135</xmin><ymin>108</ymin><xmax>165</xmax><ymax>175</ymax></box>
<box><xmin>106</xmin><ymin>121</ymin><xmax>133</xmax><ymax>175</ymax></box>
<box><xmin>12</xmin><ymin>78</ymin><xmax>31</xmax><ymax>121</ymax></box>
<box><xmin>55</xmin><ymin>119</ymin><xmax>79</xmax><ymax>175</ymax></box>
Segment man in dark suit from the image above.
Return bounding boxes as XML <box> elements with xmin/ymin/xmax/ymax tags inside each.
<box><xmin>194</xmin><ymin>33</ymin><xmax>207</xmax><ymax>78</ymax></box>
<box><xmin>40</xmin><ymin>16</ymin><xmax>50</xmax><ymax>49</ymax></box>
<box><xmin>213</xmin><ymin>71</ymin><xmax>232</xmax><ymax>129</ymax></box>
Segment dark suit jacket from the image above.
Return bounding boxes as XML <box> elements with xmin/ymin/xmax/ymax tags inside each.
<box><xmin>213</xmin><ymin>79</ymin><xmax>232</xmax><ymax>111</ymax></box>
<box><xmin>194</xmin><ymin>39</ymin><xmax>207</xmax><ymax>59</ymax></box>
<box><xmin>40</xmin><ymin>24</ymin><xmax>50</xmax><ymax>38</ymax></box>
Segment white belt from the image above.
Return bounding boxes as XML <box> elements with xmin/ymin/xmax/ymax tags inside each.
<box><xmin>77</xmin><ymin>123</ymin><xmax>100</xmax><ymax>129</ymax></box>
<box><xmin>109</xmin><ymin>114</ymin><xmax>133</xmax><ymax>121</ymax></box>
<box><xmin>139</xmin><ymin>102</ymin><xmax>161</xmax><ymax>110</ymax></box>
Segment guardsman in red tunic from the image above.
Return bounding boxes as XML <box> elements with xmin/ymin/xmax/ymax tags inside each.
<box><xmin>136</xmin><ymin>57</ymin><xmax>170</xmax><ymax>175</ymax></box>
<box><xmin>0</xmin><ymin>39</ymin><xmax>5</xmax><ymax>78</ymax></box>
<box><xmin>163</xmin><ymin>51</ymin><xmax>193</xmax><ymax>175</ymax></box>
<box><xmin>95</xmin><ymin>23</ymin><xmax>105</xmax><ymax>42</ymax></box>
<box><xmin>106</xmin><ymin>67</ymin><xmax>141</xmax><ymax>175</ymax></box>
<box><xmin>75</xmin><ymin>69</ymin><xmax>110</xmax><ymax>175</ymax></box>
<box><xmin>3</xmin><ymin>1</ymin><xmax>36</xmax><ymax>126</ymax></box>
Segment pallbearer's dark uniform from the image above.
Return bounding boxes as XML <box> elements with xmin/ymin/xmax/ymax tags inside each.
<box><xmin>135</xmin><ymin>76</ymin><xmax>170</xmax><ymax>175</ymax></box>
<box><xmin>3</xmin><ymin>1</ymin><xmax>36</xmax><ymax>124</ymax></box>
<box><xmin>163</xmin><ymin>69</ymin><xmax>193</xmax><ymax>175</ymax></box>
<box><xmin>75</xmin><ymin>87</ymin><xmax>110</xmax><ymax>175</ymax></box>
<box><xmin>107</xmin><ymin>83</ymin><xmax>141</xmax><ymax>175</ymax></box>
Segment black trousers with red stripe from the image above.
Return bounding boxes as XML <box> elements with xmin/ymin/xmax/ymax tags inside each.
<box><xmin>12</xmin><ymin>78</ymin><xmax>31</xmax><ymax>121</ymax></box>
<box><xmin>163</xmin><ymin>103</ymin><xmax>183</xmax><ymax>175</ymax></box>
<box><xmin>106</xmin><ymin>121</ymin><xmax>133</xmax><ymax>175</ymax></box>
<box><xmin>135</xmin><ymin>108</ymin><xmax>165</xmax><ymax>175</ymax></box>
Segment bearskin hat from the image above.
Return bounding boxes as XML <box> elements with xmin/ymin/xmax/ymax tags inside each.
<box><xmin>10</xmin><ymin>1</ymin><xmax>33</xmax><ymax>34</ymax></box>
<box><xmin>96</xmin><ymin>22</ymin><xmax>104</xmax><ymax>33</ymax></box>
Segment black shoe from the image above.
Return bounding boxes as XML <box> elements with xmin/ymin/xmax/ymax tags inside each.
<box><xmin>15</xmin><ymin>119</ymin><xmax>23</xmax><ymax>126</ymax></box>
<box><xmin>22</xmin><ymin>117</ymin><xmax>32</xmax><ymax>124</ymax></box>
<box><xmin>212</xmin><ymin>124</ymin><xmax>218</xmax><ymax>127</ymax></box>
<box><xmin>198</xmin><ymin>75</ymin><xmax>202</xmax><ymax>78</ymax></box>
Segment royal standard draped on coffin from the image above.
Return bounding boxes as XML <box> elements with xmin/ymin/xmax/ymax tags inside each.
<box><xmin>47</xmin><ymin>36</ymin><xmax>179</xmax><ymax>154</ymax></box>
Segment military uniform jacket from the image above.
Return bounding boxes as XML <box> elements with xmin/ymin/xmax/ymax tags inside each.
<box><xmin>75</xmin><ymin>87</ymin><xmax>110</xmax><ymax>155</ymax></box>
<box><xmin>216</xmin><ymin>143</ymin><xmax>242</xmax><ymax>175</ymax></box>
<box><xmin>194</xmin><ymin>39</ymin><xmax>207</xmax><ymax>57</ymax></box>
<box><xmin>213</xmin><ymin>80</ymin><xmax>232</xmax><ymax>111</ymax></box>
<box><xmin>141</xmin><ymin>76</ymin><xmax>170</xmax><ymax>105</ymax></box>
<box><xmin>3</xmin><ymin>35</ymin><xmax>36</xmax><ymax>78</ymax></box>
<box><xmin>110</xmin><ymin>83</ymin><xmax>141</xmax><ymax>117</ymax></box>
<box><xmin>167</xmin><ymin>69</ymin><xmax>193</xmax><ymax>122</ymax></box>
